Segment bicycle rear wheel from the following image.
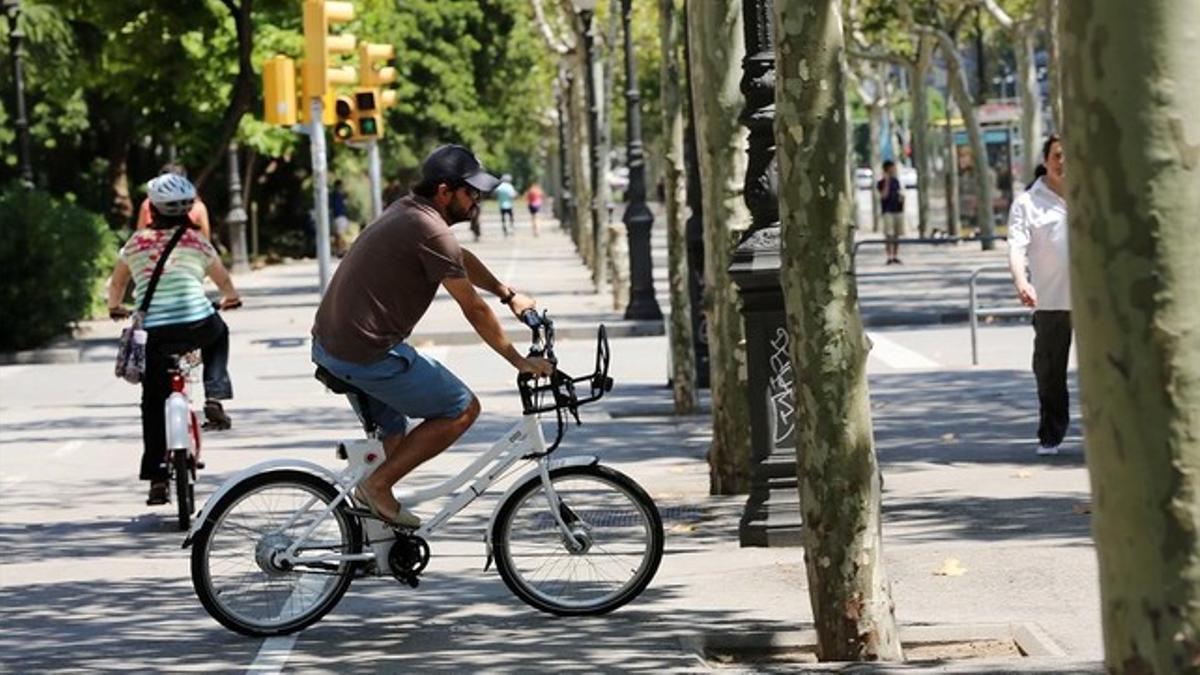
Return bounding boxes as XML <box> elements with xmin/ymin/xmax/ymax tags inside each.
<box><xmin>492</xmin><ymin>464</ymin><xmax>663</xmax><ymax>616</ymax></box>
<box><xmin>172</xmin><ymin>448</ymin><xmax>192</xmax><ymax>531</ymax></box>
<box><xmin>190</xmin><ymin>470</ymin><xmax>362</xmax><ymax>637</ymax></box>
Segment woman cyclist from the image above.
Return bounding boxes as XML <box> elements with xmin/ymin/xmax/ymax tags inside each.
<box><xmin>107</xmin><ymin>174</ymin><xmax>241</xmax><ymax>505</ymax></box>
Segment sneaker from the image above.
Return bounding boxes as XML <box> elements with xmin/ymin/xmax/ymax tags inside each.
<box><xmin>1037</xmin><ymin>442</ymin><xmax>1061</xmax><ymax>456</ymax></box>
<box><xmin>203</xmin><ymin>400</ymin><xmax>232</xmax><ymax>431</ymax></box>
<box><xmin>146</xmin><ymin>481</ymin><xmax>169</xmax><ymax>505</ymax></box>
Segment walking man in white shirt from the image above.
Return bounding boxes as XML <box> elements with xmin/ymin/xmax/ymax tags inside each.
<box><xmin>1008</xmin><ymin>135</ymin><xmax>1070</xmax><ymax>456</ymax></box>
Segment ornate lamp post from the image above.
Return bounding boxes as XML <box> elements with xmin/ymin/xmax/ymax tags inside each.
<box><xmin>554</xmin><ymin>73</ymin><xmax>574</xmax><ymax>237</ymax></box>
<box><xmin>225</xmin><ymin>143</ymin><xmax>251</xmax><ymax>274</ymax></box>
<box><xmin>727</xmin><ymin>0</ymin><xmax>802</xmax><ymax>547</ymax></box>
<box><xmin>618</xmin><ymin>0</ymin><xmax>662</xmax><ymax>320</ymax></box>
<box><xmin>573</xmin><ymin>0</ymin><xmax>605</xmax><ymax>290</ymax></box>
<box><xmin>4</xmin><ymin>0</ymin><xmax>33</xmax><ymax>187</ymax></box>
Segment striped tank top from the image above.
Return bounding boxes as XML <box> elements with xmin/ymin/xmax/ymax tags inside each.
<box><xmin>119</xmin><ymin>227</ymin><xmax>218</xmax><ymax>328</ymax></box>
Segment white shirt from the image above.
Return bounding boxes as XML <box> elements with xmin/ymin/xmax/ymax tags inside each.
<box><xmin>1008</xmin><ymin>178</ymin><xmax>1070</xmax><ymax>311</ymax></box>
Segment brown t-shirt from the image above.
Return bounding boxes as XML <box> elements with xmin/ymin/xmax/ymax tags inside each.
<box><xmin>312</xmin><ymin>194</ymin><xmax>466</xmax><ymax>363</ymax></box>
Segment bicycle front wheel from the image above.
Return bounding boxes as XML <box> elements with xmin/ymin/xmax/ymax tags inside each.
<box><xmin>190</xmin><ymin>470</ymin><xmax>362</xmax><ymax>637</ymax></box>
<box><xmin>492</xmin><ymin>464</ymin><xmax>663</xmax><ymax>616</ymax></box>
<box><xmin>172</xmin><ymin>448</ymin><xmax>192</xmax><ymax>531</ymax></box>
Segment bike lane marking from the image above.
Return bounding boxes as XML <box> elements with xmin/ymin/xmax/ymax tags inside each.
<box><xmin>247</xmin><ymin>634</ymin><xmax>297</xmax><ymax>674</ymax></box>
<box><xmin>866</xmin><ymin>331</ymin><xmax>939</xmax><ymax>370</ymax></box>
<box><xmin>52</xmin><ymin>440</ymin><xmax>85</xmax><ymax>458</ymax></box>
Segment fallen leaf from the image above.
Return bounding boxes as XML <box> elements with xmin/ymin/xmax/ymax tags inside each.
<box><xmin>1072</xmin><ymin>502</ymin><xmax>1092</xmax><ymax>515</ymax></box>
<box><xmin>934</xmin><ymin>557</ymin><xmax>968</xmax><ymax>577</ymax></box>
<box><xmin>668</xmin><ymin>523</ymin><xmax>697</xmax><ymax>534</ymax></box>
<box><xmin>941</xmin><ymin>433</ymin><xmax>957</xmax><ymax>443</ymax></box>
<box><xmin>1013</xmin><ymin>470</ymin><xmax>1033</xmax><ymax>479</ymax></box>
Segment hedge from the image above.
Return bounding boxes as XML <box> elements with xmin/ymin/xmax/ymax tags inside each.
<box><xmin>0</xmin><ymin>185</ymin><xmax>117</xmax><ymax>352</ymax></box>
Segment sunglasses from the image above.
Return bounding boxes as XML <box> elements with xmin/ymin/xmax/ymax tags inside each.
<box><xmin>458</xmin><ymin>184</ymin><xmax>481</xmax><ymax>202</ymax></box>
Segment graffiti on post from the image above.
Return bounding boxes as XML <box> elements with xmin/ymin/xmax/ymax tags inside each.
<box><xmin>766</xmin><ymin>327</ymin><xmax>796</xmax><ymax>448</ymax></box>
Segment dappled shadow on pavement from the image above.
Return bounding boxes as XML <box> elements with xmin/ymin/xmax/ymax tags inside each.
<box><xmin>884</xmin><ymin>493</ymin><xmax>1092</xmax><ymax>545</ymax></box>
<box><xmin>0</xmin><ymin>576</ymin><xmax>259</xmax><ymax>672</ymax></box>
<box><xmin>870</xmin><ymin>368</ymin><xmax>1083</xmax><ymax>469</ymax></box>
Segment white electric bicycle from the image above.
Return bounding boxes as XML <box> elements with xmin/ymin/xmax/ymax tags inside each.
<box><xmin>184</xmin><ymin>312</ymin><xmax>664</xmax><ymax>637</ymax></box>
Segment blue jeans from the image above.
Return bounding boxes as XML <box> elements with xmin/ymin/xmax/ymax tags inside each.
<box><xmin>312</xmin><ymin>339</ymin><xmax>473</xmax><ymax>438</ymax></box>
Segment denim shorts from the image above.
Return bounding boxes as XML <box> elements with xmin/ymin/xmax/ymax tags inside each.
<box><xmin>312</xmin><ymin>339</ymin><xmax>473</xmax><ymax>438</ymax></box>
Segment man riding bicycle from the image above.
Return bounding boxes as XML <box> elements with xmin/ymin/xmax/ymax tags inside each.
<box><xmin>311</xmin><ymin>144</ymin><xmax>554</xmax><ymax>528</ymax></box>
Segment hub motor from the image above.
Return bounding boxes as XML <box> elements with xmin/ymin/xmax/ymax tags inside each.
<box><xmin>254</xmin><ymin>533</ymin><xmax>294</xmax><ymax>575</ymax></box>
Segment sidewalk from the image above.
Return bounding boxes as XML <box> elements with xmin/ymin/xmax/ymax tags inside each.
<box><xmin>0</xmin><ymin>209</ymin><xmax>1102</xmax><ymax>672</ymax></box>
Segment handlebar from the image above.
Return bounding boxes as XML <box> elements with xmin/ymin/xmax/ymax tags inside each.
<box><xmin>517</xmin><ymin>311</ymin><xmax>613</xmax><ymax>427</ymax></box>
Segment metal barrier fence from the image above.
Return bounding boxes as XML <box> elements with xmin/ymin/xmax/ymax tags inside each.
<box><xmin>851</xmin><ymin>235</ymin><xmax>1007</xmax><ymax>259</ymax></box>
<box><xmin>968</xmin><ymin>264</ymin><xmax>1031</xmax><ymax>365</ymax></box>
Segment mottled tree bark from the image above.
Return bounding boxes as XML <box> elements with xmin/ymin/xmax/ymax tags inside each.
<box><xmin>934</xmin><ymin>27</ymin><xmax>996</xmax><ymax>247</ymax></box>
<box><xmin>1061</xmin><ymin>3</ymin><xmax>1200</xmax><ymax>672</ymax></box>
<box><xmin>774</xmin><ymin>0</ymin><xmax>903</xmax><ymax>661</ymax></box>
<box><xmin>909</xmin><ymin>35</ymin><xmax>934</xmax><ymax>238</ymax></box>
<box><xmin>1013</xmin><ymin>26</ymin><xmax>1042</xmax><ymax>184</ymax></box>
<box><xmin>660</xmin><ymin>0</ymin><xmax>699</xmax><ymax>415</ymax></box>
<box><xmin>686</xmin><ymin>0</ymin><xmax>753</xmax><ymax>494</ymax></box>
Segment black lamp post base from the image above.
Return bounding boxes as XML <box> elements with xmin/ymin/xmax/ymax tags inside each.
<box><xmin>738</xmin><ymin>449</ymin><xmax>804</xmax><ymax>547</ymax></box>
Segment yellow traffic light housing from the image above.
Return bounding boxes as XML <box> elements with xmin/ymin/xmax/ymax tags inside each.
<box><xmin>354</xmin><ymin>88</ymin><xmax>383</xmax><ymax>139</ymax></box>
<box><xmin>296</xmin><ymin>60</ymin><xmax>337</xmax><ymax>125</ymax></box>
<box><xmin>262</xmin><ymin>55</ymin><xmax>297</xmax><ymax>126</ymax></box>
<box><xmin>333</xmin><ymin>95</ymin><xmax>356</xmax><ymax>143</ymax></box>
<box><xmin>302</xmin><ymin>0</ymin><xmax>357</xmax><ymax>95</ymax></box>
<box><xmin>358</xmin><ymin>42</ymin><xmax>396</xmax><ymax>88</ymax></box>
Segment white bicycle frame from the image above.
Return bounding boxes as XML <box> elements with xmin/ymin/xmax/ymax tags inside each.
<box><xmin>164</xmin><ymin>353</ymin><xmax>201</xmax><ymax>454</ymax></box>
<box><xmin>184</xmin><ymin>412</ymin><xmax>599</xmax><ymax>575</ymax></box>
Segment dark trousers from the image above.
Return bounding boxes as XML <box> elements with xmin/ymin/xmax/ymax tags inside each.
<box><xmin>1032</xmin><ymin>310</ymin><xmax>1072</xmax><ymax>447</ymax></box>
<box><xmin>140</xmin><ymin>314</ymin><xmax>232</xmax><ymax>480</ymax></box>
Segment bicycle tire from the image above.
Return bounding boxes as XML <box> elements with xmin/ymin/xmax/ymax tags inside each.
<box><xmin>492</xmin><ymin>464</ymin><xmax>663</xmax><ymax>616</ymax></box>
<box><xmin>173</xmin><ymin>448</ymin><xmax>191</xmax><ymax>531</ymax></box>
<box><xmin>190</xmin><ymin>470</ymin><xmax>362</xmax><ymax>637</ymax></box>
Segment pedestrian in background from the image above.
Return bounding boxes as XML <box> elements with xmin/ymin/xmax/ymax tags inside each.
<box><xmin>1007</xmin><ymin>135</ymin><xmax>1070</xmax><ymax>456</ymax></box>
<box><xmin>524</xmin><ymin>181</ymin><xmax>544</xmax><ymax>237</ymax></box>
<box><xmin>382</xmin><ymin>176</ymin><xmax>404</xmax><ymax>209</ymax></box>
<box><xmin>331</xmin><ymin>179</ymin><xmax>350</xmax><ymax>257</ymax></box>
<box><xmin>877</xmin><ymin>160</ymin><xmax>905</xmax><ymax>264</ymax></box>
<box><xmin>494</xmin><ymin>174</ymin><xmax>517</xmax><ymax>237</ymax></box>
<box><xmin>135</xmin><ymin>163</ymin><xmax>212</xmax><ymax>240</ymax></box>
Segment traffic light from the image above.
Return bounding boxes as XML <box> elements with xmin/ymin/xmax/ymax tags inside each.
<box><xmin>262</xmin><ymin>55</ymin><xmax>297</xmax><ymax>126</ymax></box>
<box><xmin>296</xmin><ymin>61</ymin><xmax>336</xmax><ymax>125</ymax></box>
<box><xmin>332</xmin><ymin>95</ymin><xmax>356</xmax><ymax>143</ymax></box>
<box><xmin>302</xmin><ymin>0</ymin><xmax>357</xmax><ymax>95</ymax></box>
<box><xmin>358</xmin><ymin>42</ymin><xmax>396</xmax><ymax>88</ymax></box>
<box><xmin>354</xmin><ymin>88</ymin><xmax>382</xmax><ymax>139</ymax></box>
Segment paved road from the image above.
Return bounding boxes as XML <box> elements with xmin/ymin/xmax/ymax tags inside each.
<box><xmin>0</xmin><ymin>212</ymin><xmax>1100</xmax><ymax>673</ymax></box>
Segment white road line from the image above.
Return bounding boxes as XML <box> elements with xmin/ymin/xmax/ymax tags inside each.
<box><xmin>867</xmin><ymin>332</ymin><xmax>939</xmax><ymax>370</ymax></box>
<box><xmin>246</xmin><ymin>634</ymin><xmax>298</xmax><ymax>674</ymax></box>
<box><xmin>52</xmin><ymin>440</ymin><xmax>85</xmax><ymax>458</ymax></box>
<box><xmin>501</xmin><ymin>236</ymin><xmax>520</xmax><ymax>283</ymax></box>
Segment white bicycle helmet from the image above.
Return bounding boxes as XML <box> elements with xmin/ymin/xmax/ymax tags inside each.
<box><xmin>147</xmin><ymin>173</ymin><xmax>196</xmax><ymax>217</ymax></box>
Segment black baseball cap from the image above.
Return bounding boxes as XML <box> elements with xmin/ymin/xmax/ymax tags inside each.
<box><xmin>420</xmin><ymin>144</ymin><xmax>500</xmax><ymax>194</ymax></box>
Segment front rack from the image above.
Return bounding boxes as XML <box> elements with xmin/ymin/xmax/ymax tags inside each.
<box><xmin>516</xmin><ymin>313</ymin><xmax>612</xmax><ymax>450</ymax></box>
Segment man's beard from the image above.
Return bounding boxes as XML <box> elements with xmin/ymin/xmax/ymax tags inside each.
<box><xmin>448</xmin><ymin>201</ymin><xmax>477</xmax><ymax>223</ymax></box>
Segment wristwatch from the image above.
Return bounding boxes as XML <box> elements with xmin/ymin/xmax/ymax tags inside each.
<box><xmin>500</xmin><ymin>288</ymin><xmax>517</xmax><ymax>305</ymax></box>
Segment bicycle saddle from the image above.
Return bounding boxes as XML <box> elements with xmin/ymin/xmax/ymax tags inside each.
<box><xmin>314</xmin><ymin>365</ymin><xmax>364</xmax><ymax>396</ymax></box>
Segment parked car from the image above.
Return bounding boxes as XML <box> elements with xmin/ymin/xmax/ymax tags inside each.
<box><xmin>854</xmin><ymin>167</ymin><xmax>874</xmax><ymax>189</ymax></box>
<box><xmin>900</xmin><ymin>166</ymin><xmax>918</xmax><ymax>189</ymax></box>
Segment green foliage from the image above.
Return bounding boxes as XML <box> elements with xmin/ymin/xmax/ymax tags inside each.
<box><xmin>2</xmin><ymin>1</ymin><xmax>555</xmax><ymax>244</ymax></box>
<box><xmin>0</xmin><ymin>185</ymin><xmax>117</xmax><ymax>351</ymax></box>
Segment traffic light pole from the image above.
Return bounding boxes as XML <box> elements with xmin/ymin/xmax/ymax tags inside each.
<box><xmin>310</xmin><ymin>98</ymin><xmax>333</xmax><ymax>294</ymax></box>
<box><xmin>366</xmin><ymin>139</ymin><xmax>383</xmax><ymax>220</ymax></box>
